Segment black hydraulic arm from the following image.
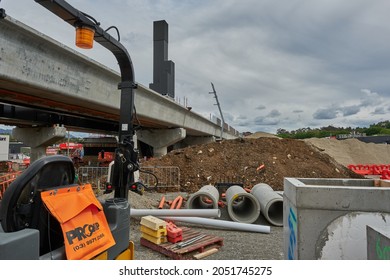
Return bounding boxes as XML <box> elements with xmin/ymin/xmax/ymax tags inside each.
<box><xmin>35</xmin><ymin>0</ymin><xmax>138</xmax><ymax>199</ymax></box>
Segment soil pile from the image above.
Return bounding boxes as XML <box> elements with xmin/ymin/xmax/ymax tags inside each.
<box><xmin>304</xmin><ymin>138</ymin><xmax>390</xmax><ymax>166</ymax></box>
<box><xmin>142</xmin><ymin>137</ymin><xmax>362</xmax><ymax>193</ymax></box>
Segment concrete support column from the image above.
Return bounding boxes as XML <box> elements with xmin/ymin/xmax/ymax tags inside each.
<box><xmin>13</xmin><ymin>125</ymin><xmax>67</xmax><ymax>162</ymax></box>
<box><xmin>137</xmin><ymin>128</ymin><xmax>186</xmax><ymax>157</ymax></box>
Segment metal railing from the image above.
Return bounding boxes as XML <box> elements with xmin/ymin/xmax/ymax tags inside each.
<box><xmin>77</xmin><ymin>166</ymin><xmax>109</xmax><ymax>195</ymax></box>
<box><xmin>76</xmin><ymin>165</ymin><xmax>181</xmax><ymax>192</ymax></box>
<box><xmin>139</xmin><ymin>166</ymin><xmax>180</xmax><ymax>188</ymax></box>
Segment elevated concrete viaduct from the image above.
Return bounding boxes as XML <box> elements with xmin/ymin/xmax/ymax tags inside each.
<box><xmin>0</xmin><ymin>15</ymin><xmax>238</xmax><ymax>159</ymax></box>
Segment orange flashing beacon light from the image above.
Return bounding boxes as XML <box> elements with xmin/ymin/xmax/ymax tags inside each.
<box><xmin>75</xmin><ymin>25</ymin><xmax>95</xmax><ymax>49</ymax></box>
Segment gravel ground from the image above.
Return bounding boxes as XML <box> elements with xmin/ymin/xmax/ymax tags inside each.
<box><xmin>127</xmin><ymin>191</ymin><xmax>284</xmax><ymax>260</ymax></box>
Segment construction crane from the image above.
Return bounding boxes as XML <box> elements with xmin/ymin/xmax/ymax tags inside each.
<box><xmin>0</xmin><ymin>0</ymin><xmax>139</xmax><ymax>260</ymax></box>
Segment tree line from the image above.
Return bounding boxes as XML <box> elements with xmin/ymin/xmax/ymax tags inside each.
<box><xmin>276</xmin><ymin>121</ymin><xmax>390</xmax><ymax>139</ymax></box>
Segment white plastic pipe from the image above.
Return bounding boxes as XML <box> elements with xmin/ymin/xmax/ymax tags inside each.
<box><xmin>130</xmin><ymin>208</ymin><xmax>221</xmax><ymax>218</ymax></box>
<box><xmin>251</xmin><ymin>183</ymin><xmax>283</xmax><ymax>227</ymax></box>
<box><xmin>160</xmin><ymin>216</ymin><xmax>271</xmax><ymax>234</ymax></box>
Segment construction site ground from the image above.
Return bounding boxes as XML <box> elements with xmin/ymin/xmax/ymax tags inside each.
<box><xmin>117</xmin><ymin>135</ymin><xmax>390</xmax><ymax>260</ymax></box>
<box><xmin>127</xmin><ymin>191</ymin><xmax>284</xmax><ymax>260</ymax></box>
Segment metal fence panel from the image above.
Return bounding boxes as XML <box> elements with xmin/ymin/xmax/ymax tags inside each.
<box><xmin>139</xmin><ymin>166</ymin><xmax>180</xmax><ymax>188</ymax></box>
<box><xmin>77</xmin><ymin>166</ymin><xmax>109</xmax><ymax>194</ymax></box>
<box><xmin>77</xmin><ymin>165</ymin><xmax>180</xmax><ymax>192</ymax></box>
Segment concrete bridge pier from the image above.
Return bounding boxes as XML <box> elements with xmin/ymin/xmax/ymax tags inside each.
<box><xmin>13</xmin><ymin>125</ymin><xmax>67</xmax><ymax>162</ymax></box>
<box><xmin>137</xmin><ymin>128</ymin><xmax>186</xmax><ymax>158</ymax></box>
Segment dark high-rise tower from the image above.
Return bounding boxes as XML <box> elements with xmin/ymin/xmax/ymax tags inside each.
<box><xmin>149</xmin><ymin>20</ymin><xmax>175</xmax><ymax>98</ymax></box>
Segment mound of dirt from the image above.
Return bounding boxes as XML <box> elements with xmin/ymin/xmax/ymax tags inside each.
<box><xmin>304</xmin><ymin>138</ymin><xmax>390</xmax><ymax>166</ymax></box>
<box><xmin>244</xmin><ymin>131</ymin><xmax>280</xmax><ymax>139</ymax></box>
<box><xmin>142</xmin><ymin>137</ymin><xmax>362</xmax><ymax>193</ymax></box>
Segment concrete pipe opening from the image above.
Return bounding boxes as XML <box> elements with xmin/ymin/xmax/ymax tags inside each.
<box><xmin>225</xmin><ymin>185</ymin><xmax>260</xmax><ymax>224</ymax></box>
<box><xmin>251</xmin><ymin>183</ymin><xmax>283</xmax><ymax>226</ymax></box>
<box><xmin>187</xmin><ymin>184</ymin><xmax>219</xmax><ymax>209</ymax></box>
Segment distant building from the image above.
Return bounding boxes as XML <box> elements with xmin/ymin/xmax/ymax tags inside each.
<box><xmin>336</xmin><ymin>132</ymin><xmax>367</xmax><ymax>139</ymax></box>
<box><xmin>0</xmin><ymin>135</ymin><xmax>10</xmax><ymax>161</ymax></box>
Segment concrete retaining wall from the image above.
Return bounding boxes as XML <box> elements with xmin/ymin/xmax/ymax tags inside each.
<box><xmin>283</xmin><ymin>178</ymin><xmax>390</xmax><ymax>260</ymax></box>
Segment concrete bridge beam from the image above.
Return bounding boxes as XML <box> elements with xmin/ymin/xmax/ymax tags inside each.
<box><xmin>12</xmin><ymin>125</ymin><xmax>66</xmax><ymax>162</ymax></box>
<box><xmin>137</xmin><ymin>128</ymin><xmax>186</xmax><ymax>157</ymax></box>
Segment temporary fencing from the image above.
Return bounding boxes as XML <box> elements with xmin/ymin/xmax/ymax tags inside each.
<box><xmin>139</xmin><ymin>166</ymin><xmax>180</xmax><ymax>188</ymax></box>
<box><xmin>77</xmin><ymin>166</ymin><xmax>109</xmax><ymax>194</ymax></box>
<box><xmin>348</xmin><ymin>164</ymin><xmax>390</xmax><ymax>179</ymax></box>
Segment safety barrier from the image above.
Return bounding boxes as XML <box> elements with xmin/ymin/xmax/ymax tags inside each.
<box><xmin>348</xmin><ymin>164</ymin><xmax>390</xmax><ymax>178</ymax></box>
<box><xmin>139</xmin><ymin>166</ymin><xmax>180</xmax><ymax>188</ymax></box>
<box><xmin>0</xmin><ymin>171</ymin><xmax>22</xmax><ymax>200</ymax></box>
<box><xmin>77</xmin><ymin>166</ymin><xmax>109</xmax><ymax>194</ymax></box>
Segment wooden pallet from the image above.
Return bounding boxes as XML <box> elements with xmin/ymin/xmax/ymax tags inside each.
<box><xmin>140</xmin><ymin>227</ymin><xmax>224</xmax><ymax>260</ymax></box>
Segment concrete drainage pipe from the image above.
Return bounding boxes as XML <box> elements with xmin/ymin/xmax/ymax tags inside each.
<box><xmin>186</xmin><ymin>184</ymin><xmax>220</xmax><ymax>209</ymax></box>
<box><xmin>251</xmin><ymin>183</ymin><xmax>283</xmax><ymax>226</ymax></box>
<box><xmin>225</xmin><ymin>185</ymin><xmax>260</xmax><ymax>224</ymax></box>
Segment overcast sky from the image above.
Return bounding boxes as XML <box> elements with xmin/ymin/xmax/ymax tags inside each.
<box><xmin>2</xmin><ymin>0</ymin><xmax>390</xmax><ymax>134</ymax></box>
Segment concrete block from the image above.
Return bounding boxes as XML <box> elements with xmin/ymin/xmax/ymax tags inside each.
<box><xmin>141</xmin><ymin>233</ymin><xmax>167</xmax><ymax>245</ymax></box>
<box><xmin>284</xmin><ymin>178</ymin><xmax>390</xmax><ymax>260</ymax></box>
<box><xmin>140</xmin><ymin>225</ymin><xmax>167</xmax><ymax>238</ymax></box>
<box><xmin>140</xmin><ymin>215</ymin><xmax>166</xmax><ymax>231</ymax></box>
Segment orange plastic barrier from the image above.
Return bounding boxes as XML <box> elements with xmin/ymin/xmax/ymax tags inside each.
<box><xmin>166</xmin><ymin>221</ymin><xmax>183</xmax><ymax>243</ymax></box>
<box><xmin>0</xmin><ymin>172</ymin><xmax>22</xmax><ymax>200</ymax></box>
<box><xmin>348</xmin><ymin>164</ymin><xmax>390</xmax><ymax>176</ymax></box>
<box><xmin>381</xmin><ymin>170</ymin><xmax>390</xmax><ymax>180</ymax></box>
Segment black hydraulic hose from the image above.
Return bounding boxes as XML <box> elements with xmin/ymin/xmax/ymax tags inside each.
<box><xmin>138</xmin><ymin>169</ymin><xmax>159</xmax><ymax>190</ymax></box>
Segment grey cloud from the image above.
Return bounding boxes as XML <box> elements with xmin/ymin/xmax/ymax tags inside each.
<box><xmin>293</xmin><ymin>110</ymin><xmax>304</xmax><ymax>113</ymax></box>
<box><xmin>255</xmin><ymin>105</ymin><xmax>266</xmax><ymax>110</ymax></box>
<box><xmin>266</xmin><ymin>109</ymin><xmax>281</xmax><ymax>118</ymax></box>
<box><xmin>372</xmin><ymin>107</ymin><xmax>386</xmax><ymax>115</ymax></box>
<box><xmin>359</xmin><ymin>89</ymin><xmax>382</xmax><ymax>107</ymax></box>
<box><xmin>254</xmin><ymin>116</ymin><xmax>280</xmax><ymax>126</ymax></box>
<box><xmin>236</xmin><ymin>115</ymin><xmax>248</xmax><ymax>120</ymax></box>
<box><xmin>340</xmin><ymin>105</ymin><xmax>360</xmax><ymax>116</ymax></box>
<box><xmin>313</xmin><ymin>108</ymin><xmax>338</xmax><ymax>120</ymax></box>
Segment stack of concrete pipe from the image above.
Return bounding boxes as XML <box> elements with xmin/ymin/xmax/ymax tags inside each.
<box><xmin>164</xmin><ymin>184</ymin><xmax>271</xmax><ymax>233</ymax></box>
<box><xmin>187</xmin><ymin>184</ymin><xmax>262</xmax><ymax>224</ymax></box>
<box><xmin>251</xmin><ymin>183</ymin><xmax>283</xmax><ymax>226</ymax></box>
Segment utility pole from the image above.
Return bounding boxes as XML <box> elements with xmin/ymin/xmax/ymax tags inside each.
<box><xmin>209</xmin><ymin>82</ymin><xmax>225</xmax><ymax>140</ymax></box>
